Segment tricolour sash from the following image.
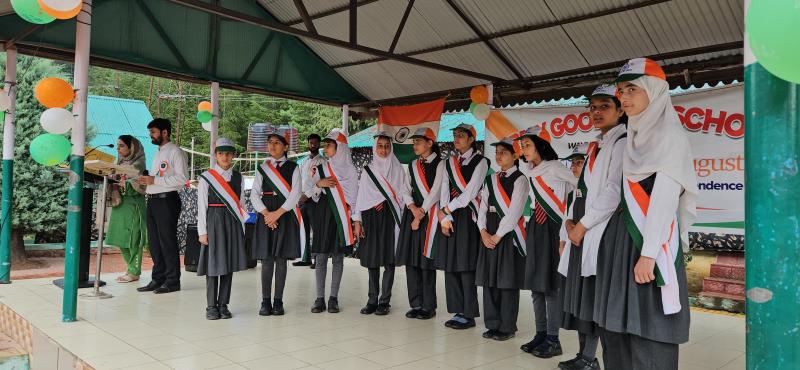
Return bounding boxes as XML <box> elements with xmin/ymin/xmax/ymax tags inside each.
<box><xmin>529</xmin><ymin>175</ymin><xmax>567</xmax><ymax>224</ymax></box>
<box><xmin>258</xmin><ymin>162</ymin><xmax>307</xmax><ymax>261</ymax></box>
<box><xmin>199</xmin><ymin>169</ymin><xmax>248</xmax><ymax>231</ymax></box>
<box><xmin>621</xmin><ymin>177</ymin><xmax>682</xmax><ymax>315</ymax></box>
<box><xmin>445</xmin><ymin>156</ymin><xmax>480</xmax><ymax>219</ymax></box>
<box><xmin>409</xmin><ymin>159</ymin><xmax>439</xmax><ymax>259</ymax></box>
<box><xmin>318</xmin><ymin>163</ymin><xmax>356</xmax><ymax>246</ymax></box>
<box><xmin>363</xmin><ymin>166</ymin><xmax>403</xmax><ymax>225</ymax></box>
<box><xmin>576</xmin><ymin>141</ymin><xmax>598</xmax><ymax>197</ymax></box>
<box><xmin>487</xmin><ymin>174</ymin><xmax>526</xmax><ymax>256</ymax></box>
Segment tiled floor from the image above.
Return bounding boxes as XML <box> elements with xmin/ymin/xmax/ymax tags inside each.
<box><xmin>0</xmin><ymin>258</ymin><xmax>745</xmax><ymax>370</ymax></box>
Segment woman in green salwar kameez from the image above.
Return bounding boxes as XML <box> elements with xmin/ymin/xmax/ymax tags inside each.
<box><xmin>105</xmin><ymin>135</ymin><xmax>148</xmax><ymax>283</ymax></box>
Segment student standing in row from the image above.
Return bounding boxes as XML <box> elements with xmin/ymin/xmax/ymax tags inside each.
<box><xmin>558</xmin><ymin>84</ymin><xmax>627</xmax><ymax>370</ymax></box>
<box><xmin>308</xmin><ymin>129</ymin><xmax>359</xmax><ymax>314</ymax></box>
<box><xmin>296</xmin><ymin>134</ymin><xmax>324</xmax><ymax>268</ymax></box>
<box><xmin>475</xmin><ymin>136</ymin><xmax>529</xmax><ymax>341</ymax></box>
<box><xmin>353</xmin><ymin>132</ymin><xmax>406</xmax><ymax>316</ymax></box>
<box><xmin>251</xmin><ymin>132</ymin><xmax>304</xmax><ymax>316</ymax></box>
<box><xmin>593</xmin><ymin>58</ymin><xmax>693</xmax><ymax>370</ymax></box>
<box><xmin>437</xmin><ymin>123</ymin><xmax>488</xmax><ymax>330</ymax></box>
<box><xmin>517</xmin><ymin>126</ymin><xmax>577</xmax><ymax>358</ymax></box>
<box><xmin>196</xmin><ymin>138</ymin><xmax>248</xmax><ymax>320</ymax></box>
<box><xmin>397</xmin><ymin>128</ymin><xmax>443</xmax><ymax>320</ymax></box>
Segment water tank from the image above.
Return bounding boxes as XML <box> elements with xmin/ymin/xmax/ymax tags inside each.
<box><xmin>276</xmin><ymin>125</ymin><xmax>299</xmax><ymax>153</ymax></box>
<box><xmin>247</xmin><ymin>122</ymin><xmax>275</xmax><ymax>152</ymax></box>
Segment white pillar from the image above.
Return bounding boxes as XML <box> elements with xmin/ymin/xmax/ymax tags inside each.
<box><xmin>342</xmin><ymin>104</ymin><xmax>349</xmax><ymax>135</ymax></box>
<box><xmin>71</xmin><ymin>4</ymin><xmax>92</xmax><ymax>158</ymax></box>
<box><xmin>3</xmin><ymin>47</ymin><xmax>17</xmax><ymax>161</ymax></box>
<box><xmin>486</xmin><ymin>83</ymin><xmax>493</xmax><ymax>107</ymax></box>
<box><xmin>210</xmin><ymin>81</ymin><xmax>219</xmax><ymax>166</ymax></box>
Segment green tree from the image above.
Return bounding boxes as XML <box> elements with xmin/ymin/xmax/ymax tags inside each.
<box><xmin>0</xmin><ymin>55</ymin><xmax>72</xmax><ymax>262</ymax></box>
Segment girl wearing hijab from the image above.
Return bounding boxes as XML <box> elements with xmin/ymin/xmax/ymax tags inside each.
<box><xmin>307</xmin><ymin>128</ymin><xmax>359</xmax><ymax>314</ymax></box>
<box><xmin>437</xmin><ymin>123</ymin><xmax>488</xmax><ymax>330</ymax></box>
<box><xmin>106</xmin><ymin>135</ymin><xmax>148</xmax><ymax>283</ymax></box>
<box><xmin>251</xmin><ymin>132</ymin><xmax>305</xmax><ymax>316</ymax></box>
<box><xmin>516</xmin><ymin>126</ymin><xmax>577</xmax><ymax>358</ymax></box>
<box><xmin>557</xmin><ymin>84</ymin><xmax>627</xmax><ymax>370</ymax></box>
<box><xmin>397</xmin><ymin>128</ymin><xmax>443</xmax><ymax>320</ymax></box>
<box><xmin>475</xmin><ymin>136</ymin><xmax>529</xmax><ymax>342</ymax></box>
<box><xmin>353</xmin><ymin>132</ymin><xmax>407</xmax><ymax>316</ymax></box>
<box><xmin>593</xmin><ymin>58</ymin><xmax>694</xmax><ymax>370</ymax></box>
<box><xmin>196</xmin><ymin>138</ymin><xmax>249</xmax><ymax>320</ymax></box>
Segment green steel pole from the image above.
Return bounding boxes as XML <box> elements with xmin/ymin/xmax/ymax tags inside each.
<box><xmin>63</xmin><ymin>0</ymin><xmax>92</xmax><ymax>322</ymax></box>
<box><xmin>0</xmin><ymin>47</ymin><xmax>17</xmax><ymax>284</ymax></box>
<box><xmin>744</xmin><ymin>19</ymin><xmax>800</xmax><ymax>370</ymax></box>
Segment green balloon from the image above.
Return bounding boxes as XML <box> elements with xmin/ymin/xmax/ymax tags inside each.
<box><xmin>30</xmin><ymin>134</ymin><xmax>71</xmax><ymax>166</ymax></box>
<box><xmin>746</xmin><ymin>0</ymin><xmax>800</xmax><ymax>84</ymax></box>
<box><xmin>197</xmin><ymin>110</ymin><xmax>213</xmax><ymax>123</ymax></box>
<box><xmin>469</xmin><ymin>102</ymin><xmax>478</xmax><ymax>114</ymax></box>
<box><xmin>11</xmin><ymin>0</ymin><xmax>56</xmax><ymax>25</ymax></box>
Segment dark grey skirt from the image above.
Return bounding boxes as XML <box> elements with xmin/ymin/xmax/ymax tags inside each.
<box><xmin>435</xmin><ymin>207</ymin><xmax>480</xmax><ymax>272</ymax></box>
<box><xmin>395</xmin><ymin>209</ymin><xmax>437</xmax><ymax>270</ymax></box>
<box><xmin>251</xmin><ymin>212</ymin><xmax>301</xmax><ymax>260</ymax></box>
<box><xmin>359</xmin><ymin>201</ymin><xmax>396</xmax><ymax>268</ymax></box>
<box><xmin>310</xmin><ymin>194</ymin><xmax>351</xmax><ymax>254</ymax></box>
<box><xmin>523</xmin><ymin>217</ymin><xmax>561</xmax><ymax>293</ymax></box>
<box><xmin>475</xmin><ymin>213</ymin><xmax>526</xmax><ymax>289</ymax></box>
<box><xmin>197</xmin><ymin>207</ymin><xmax>248</xmax><ymax>277</ymax></box>
<box><xmin>593</xmin><ymin>209</ymin><xmax>690</xmax><ymax>344</ymax></box>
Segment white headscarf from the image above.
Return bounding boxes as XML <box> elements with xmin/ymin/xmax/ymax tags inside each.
<box><xmin>324</xmin><ymin>129</ymin><xmax>359</xmax><ymax>206</ymax></box>
<box><xmin>623</xmin><ymin>76</ymin><xmax>697</xmax><ymax>251</ymax></box>
<box><xmin>356</xmin><ymin>136</ymin><xmax>406</xmax><ymax>212</ymax></box>
<box><xmin>525</xmin><ymin>159</ymin><xmax>578</xmax><ymax>189</ymax></box>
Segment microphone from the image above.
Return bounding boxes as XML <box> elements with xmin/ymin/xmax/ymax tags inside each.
<box><xmin>86</xmin><ymin>143</ymin><xmax>115</xmax><ymax>157</ymax></box>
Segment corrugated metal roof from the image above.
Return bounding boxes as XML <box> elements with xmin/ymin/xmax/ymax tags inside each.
<box><xmin>562</xmin><ymin>11</ymin><xmax>659</xmax><ymax>65</ymax></box>
<box><xmin>392</xmin><ymin>0</ymin><xmax>476</xmax><ymax>54</ymax></box>
<box><xmin>452</xmin><ymin>0</ymin><xmax>554</xmax><ymax>35</ymax></box>
<box><xmin>348</xmin><ymin>111</ymin><xmax>486</xmax><ymax>148</ymax></box>
<box><xmin>492</xmin><ymin>27</ymin><xmax>589</xmax><ymax>76</ymax></box>
<box><xmin>636</xmin><ymin>0</ymin><xmax>743</xmax><ymax>52</ymax></box>
<box><xmin>86</xmin><ymin>96</ymin><xmax>158</xmax><ymax>162</ymax></box>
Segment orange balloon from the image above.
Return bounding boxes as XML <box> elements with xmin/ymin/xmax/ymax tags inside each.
<box><xmin>197</xmin><ymin>101</ymin><xmax>212</xmax><ymax>112</ymax></box>
<box><xmin>35</xmin><ymin>78</ymin><xmax>74</xmax><ymax>108</ymax></box>
<box><xmin>38</xmin><ymin>0</ymin><xmax>81</xmax><ymax>20</ymax></box>
<box><xmin>470</xmin><ymin>85</ymin><xmax>488</xmax><ymax>104</ymax></box>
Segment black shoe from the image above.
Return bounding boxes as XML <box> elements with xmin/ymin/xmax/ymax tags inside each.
<box><xmin>361</xmin><ymin>303</ymin><xmax>377</xmax><ymax>315</ymax></box>
<box><xmin>292</xmin><ymin>261</ymin><xmax>311</xmax><ymax>266</ymax></box>
<box><xmin>327</xmin><ymin>297</ymin><xmax>340</xmax><ymax>313</ymax></box>
<box><xmin>375</xmin><ymin>303</ymin><xmax>391</xmax><ymax>316</ymax></box>
<box><xmin>566</xmin><ymin>358</ymin><xmax>601</xmax><ymax>370</ymax></box>
<box><xmin>491</xmin><ymin>331</ymin><xmax>515</xmax><ymax>341</ymax></box>
<box><xmin>405</xmin><ymin>308</ymin><xmax>420</xmax><ymax>318</ymax></box>
<box><xmin>520</xmin><ymin>331</ymin><xmax>547</xmax><ymax>353</ymax></box>
<box><xmin>311</xmin><ymin>298</ymin><xmax>326</xmax><ymax>313</ymax></box>
<box><xmin>482</xmin><ymin>329</ymin><xmax>497</xmax><ymax>338</ymax></box>
<box><xmin>218</xmin><ymin>305</ymin><xmax>232</xmax><ymax>319</ymax></box>
<box><xmin>532</xmin><ymin>339</ymin><xmax>563</xmax><ymax>359</ymax></box>
<box><xmin>558</xmin><ymin>354</ymin><xmax>582</xmax><ymax>369</ymax></box>
<box><xmin>310</xmin><ymin>263</ymin><xmax>315</xmax><ymax>269</ymax></box>
<box><xmin>444</xmin><ymin>314</ymin><xmax>463</xmax><ymax>328</ymax></box>
<box><xmin>450</xmin><ymin>318</ymin><xmax>476</xmax><ymax>330</ymax></box>
<box><xmin>153</xmin><ymin>285</ymin><xmax>180</xmax><ymax>294</ymax></box>
<box><xmin>272</xmin><ymin>299</ymin><xmax>285</xmax><ymax>316</ymax></box>
<box><xmin>137</xmin><ymin>281</ymin><xmax>160</xmax><ymax>292</ymax></box>
<box><xmin>206</xmin><ymin>306</ymin><xmax>221</xmax><ymax>320</ymax></box>
<box><xmin>259</xmin><ymin>299</ymin><xmax>273</xmax><ymax>316</ymax></box>
<box><xmin>416</xmin><ymin>309</ymin><xmax>436</xmax><ymax>320</ymax></box>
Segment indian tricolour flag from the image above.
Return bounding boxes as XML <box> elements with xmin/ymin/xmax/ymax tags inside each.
<box><xmin>377</xmin><ymin>97</ymin><xmax>445</xmax><ymax>163</ymax></box>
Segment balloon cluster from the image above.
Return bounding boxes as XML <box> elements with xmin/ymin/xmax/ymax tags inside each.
<box><xmin>196</xmin><ymin>101</ymin><xmax>214</xmax><ymax>132</ymax></box>
<box><xmin>30</xmin><ymin>77</ymin><xmax>75</xmax><ymax>165</ymax></box>
<box><xmin>11</xmin><ymin>0</ymin><xmax>82</xmax><ymax>24</ymax></box>
<box><xmin>746</xmin><ymin>0</ymin><xmax>800</xmax><ymax>84</ymax></box>
<box><xmin>468</xmin><ymin>85</ymin><xmax>490</xmax><ymax>120</ymax></box>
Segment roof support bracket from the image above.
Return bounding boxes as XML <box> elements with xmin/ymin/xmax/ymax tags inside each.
<box><xmin>292</xmin><ymin>0</ymin><xmax>317</xmax><ymax>34</ymax></box>
<box><xmin>136</xmin><ymin>0</ymin><xmax>191</xmax><ymax>70</ymax></box>
<box><xmin>388</xmin><ymin>0</ymin><xmax>414</xmax><ymax>53</ymax></box>
<box><xmin>241</xmin><ymin>33</ymin><xmax>276</xmax><ymax>80</ymax></box>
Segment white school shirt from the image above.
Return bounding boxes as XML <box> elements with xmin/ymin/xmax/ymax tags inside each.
<box><xmin>641</xmin><ymin>173</ymin><xmax>682</xmax><ymax>259</ymax></box>
<box><xmin>401</xmin><ymin>153</ymin><xmax>445</xmax><ymax>211</ymax></box>
<box><xmin>301</xmin><ymin>153</ymin><xmax>326</xmax><ymax>201</ymax></box>
<box><xmin>250</xmin><ymin>158</ymin><xmax>302</xmax><ymax>214</ymax></box>
<box><xmin>146</xmin><ymin>141</ymin><xmax>188</xmax><ymax>194</ymax></box>
<box><xmin>196</xmin><ymin>165</ymin><xmax>246</xmax><ymax>236</ymax></box>
<box><xmin>440</xmin><ymin>148</ymin><xmax>488</xmax><ymax>213</ymax></box>
<box><xmin>477</xmin><ymin>167</ymin><xmax>529</xmax><ymax>238</ymax></box>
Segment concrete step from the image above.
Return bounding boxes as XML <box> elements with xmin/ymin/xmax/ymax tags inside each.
<box><xmin>702</xmin><ymin>276</ymin><xmax>745</xmax><ymax>296</ymax></box>
<box><xmin>709</xmin><ymin>263</ymin><xmax>745</xmax><ymax>280</ymax></box>
<box><xmin>696</xmin><ymin>291</ymin><xmax>745</xmax><ymax>313</ymax></box>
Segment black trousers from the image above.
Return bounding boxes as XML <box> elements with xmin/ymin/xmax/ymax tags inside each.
<box><xmin>368</xmin><ymin>266</ymin><xmax>395</xmax><ymax>305</ymax></box>
<box><xmin>601</xmin><ymin>330</ymin><xmax>679</xmax><ymax>370</ymax></box>
<box><xmin>206</xmin><ymin>274</ymin><xmax>232</xmax><ymax>307</ymax></box>
<box><xmin>262</xmin><ymin>255</ymin><xmax>287</xmax><ymax>300</ymax></box>
<box><xmin>299</xmin><ymin>201</ymin><xmax>313</xmax><ymax>263</ymax></box>
<box><xmin>483</xmin><ymin>287</ymin><xmax>520</xmax><ymax>333</ymax></box>
<box><xmin>407</xmin><ymin>266</ymin><xmax>437</xmax><ymax>311</ymax></box>
<box><xmin>146</xmin><ymin>193</ymin><xmax>182</xmax><ymax>287</ymax></box>
<box><xmin>444</xmin><ymin>271</ymin><xmax>480</xmax><ymax>318</ymax></box>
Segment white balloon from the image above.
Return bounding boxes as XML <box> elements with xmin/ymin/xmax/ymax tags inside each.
<box><xmin>0</xmin><ymin>91</ymin><xmax>10</xmax><ymax>111</ymax></box>
<box><xmin>40</xmin><ymin>0</ymin><xmax>82</xmax><ymax>11</ymax></box>
<box><xmin>40</xmin><ymin>107</ymin><xmax>74</xmax><ymax>134</ymax></box>
<box><xmin>472</xmin><ymin>103</ymin><xmax>491</xmax><ymax>121</ymax></box>
<box><xmin>202</xmin><ymin>121</ymin><xmax>212</xmax><ymax>132</ymax></box>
